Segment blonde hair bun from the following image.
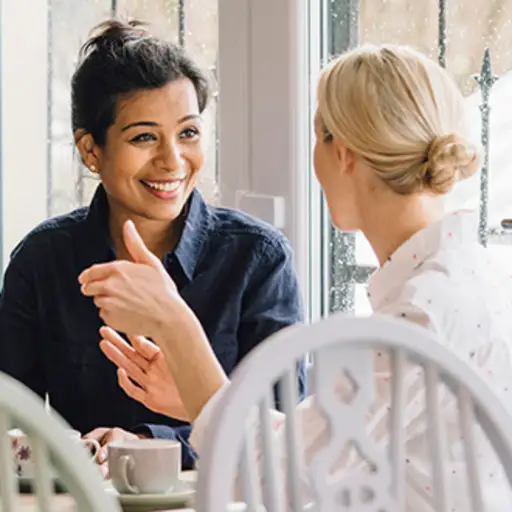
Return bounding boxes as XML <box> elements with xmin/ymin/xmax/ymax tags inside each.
<box><xmin>422</xmin><ymin>134</ymin><xmax>480</xmax><ymax>194</ymax></box>
<box><xmin>316</xmin><ymin>44</ymin><xmax>482</xmax><ymax>196</ymax></box>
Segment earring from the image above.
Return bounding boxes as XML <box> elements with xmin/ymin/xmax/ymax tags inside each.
<box><xmin>89</xmin><ymin>164</ymin><xmax>97</xmax><ymax>172</ymax></box>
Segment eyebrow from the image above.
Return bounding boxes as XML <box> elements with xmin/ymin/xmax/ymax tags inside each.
<box><xmin>121</xmin><ymin>114</ymin><xmax>201</xmax><ymax>132</ymax></box>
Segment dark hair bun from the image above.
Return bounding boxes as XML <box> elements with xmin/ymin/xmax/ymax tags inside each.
<box><xmin>79</xmin><ymin>19</ymin><xmax>150</xmax><ymax>60</ymax></box>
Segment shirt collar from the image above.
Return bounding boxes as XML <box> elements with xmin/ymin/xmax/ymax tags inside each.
<box><xmin>172</xmin><ymin>187</ymin><xmax>211</xmax><ymax>281</ymax></box>
<box><xmin>367</xmin><ymin>210</ymin><xmax>479</xmax><ymax>310</ymax></box>
<box><xmin>85</xmin><ymin>184</ymin><xmax>115</xmax><ymax>261</ymax></box>
<box><xmin>85</xmin><ymin>184</ymin><xmax>211</xmax><ymax>281</ymax></box>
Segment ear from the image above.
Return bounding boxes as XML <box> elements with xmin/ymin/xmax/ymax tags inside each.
<box><xmin>333</xmin><ymin>139</ymin><xmax>357</xmax><ymax>175</ymax></box>
<box><xmin>75</xmin><ymin>130</ymin><xmax>101</xmax><ymax>173</ymax></box>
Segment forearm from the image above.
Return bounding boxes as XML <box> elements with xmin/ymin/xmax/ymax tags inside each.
<box><xmin>154</xmin><ymin>301</ymin><xmax>228</xmax><ymax>422</ymax></box>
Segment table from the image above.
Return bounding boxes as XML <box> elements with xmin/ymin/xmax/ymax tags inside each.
<box><xmin>18</xmin><ymin>497</ymin><xmax>195</xmax><ymax>512</ymax></box>
<box><xmin>17</xmin><ymin>471</ymin><xmax>197</xmax><ymax>512</ymax></box>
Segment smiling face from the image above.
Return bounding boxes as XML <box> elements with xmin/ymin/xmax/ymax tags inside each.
<box><xmin>78</xmin><ymin>78</ymin><xmax>204</xmax><ymax>224</ymax></box>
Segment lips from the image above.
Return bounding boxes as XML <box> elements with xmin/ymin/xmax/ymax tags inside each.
<box><xmin>140</xmin><ymin>180</ymin><xmax>184</xmax><ymax>192</ymax></box>
<box><xmin>139</xmin><ymin>178</ymin><xmax>187</xmax><ymax>201</ymax></box>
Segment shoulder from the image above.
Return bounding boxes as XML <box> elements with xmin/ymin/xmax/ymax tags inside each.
<box><xmin>384</xmin><ymin>246</ymin><xmax>512</xmax><ymax>339</ymax></box>
<box><xmin>206</xmin><ymin>204</ymin><xmax>293</xmax><ymax>261</ymax></box>
<box><xmin>9</xmin><ymin>207</ymin><xmax>90</xmax><ymax>264</ymax></box>
<box><xmin>404</xmin><ymin>244</ymin><xmax>507</xmax><ymax>305</ymax></box>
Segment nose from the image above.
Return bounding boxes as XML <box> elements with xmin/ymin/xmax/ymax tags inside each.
<box><xmin>156</xmin><ymin>139</ymin><xmax>185</xmax><ymax>171</ymax></box>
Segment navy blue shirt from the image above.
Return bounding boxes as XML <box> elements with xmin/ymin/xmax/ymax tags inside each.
<box><xmin>0</xmin><ymin>185</ymin><xmax>305</xmax><ymax>468</ymax></box>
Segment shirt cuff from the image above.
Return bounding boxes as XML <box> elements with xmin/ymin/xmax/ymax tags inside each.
<box><xmin>132</xmin><ymin>423</ymin><xmax>177</xmax><ymax>440</ymax></box>
<box><xmin>189</xmin><ymin>381</ymin><xmax>231</xmax><ymax>455</ymax></box>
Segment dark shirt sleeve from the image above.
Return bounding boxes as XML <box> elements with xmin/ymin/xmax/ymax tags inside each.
<box><xmin>237</xmin><ymin>236</ymin><xmax>307</xmax><ymax>406</ymax></box>
<box><xmin>136</xmin><ymin>235</ymin><xmax>306</xmax><ymax>466</ymax></box>
<box><xmin>0</xmin><ymin>245</ymin><xmax>45</xmax><ymax>399</ymax></box>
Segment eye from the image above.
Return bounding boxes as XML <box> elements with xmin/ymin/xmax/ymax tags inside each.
<box><xmin>180</xmin><ymin>127</ymin><xmax>200</xmax><ymax>140</ymax></box>
<box><xmin>131</xmin><ymin>132</ymin><xmax>157</xmax><ymax>143</ymax></box>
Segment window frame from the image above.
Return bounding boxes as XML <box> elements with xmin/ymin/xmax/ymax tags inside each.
<box><xmin>1</xmin><ymin>0</ymin><xmax>49</xmax><ymax>270</ymax></box>
<box><xmin>216</xmin><ymin>0</ymin><xmax>312</xmax><ymax>319</ymax></box>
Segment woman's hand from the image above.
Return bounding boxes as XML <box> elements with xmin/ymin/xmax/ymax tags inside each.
<box><xmin>80</xmin><ymin>219</ymin><xmax>228</xmax><ymax>422</ymax></box>
<box><xmin>84</xmin><ymin>427</ymin><xmax>147</xmax><ymax>478</ymax></box>
<box><xmin>99</xmin><ymin>326</ymin><xmax>188</xmax><ymax>421</ymax></box>
<box><xmin>79</xmin><ymin>220</ymin><xmax>188</xmax><ymax>338</ymax></box>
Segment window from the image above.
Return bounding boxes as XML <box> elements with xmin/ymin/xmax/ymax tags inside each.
<box><xmin>1</xmin><ymin>0</ymin><xmax>218</xmax><ymax>269</ymax></box>
<box><xmin>317</xmin><ymin>0</ymin><xmax>512</xmax><ymax>317</ymax></box>
<box><xmin>3</xmin><ymin>0</ymin><xmax>510</xmax><ymax>319</ymax></box>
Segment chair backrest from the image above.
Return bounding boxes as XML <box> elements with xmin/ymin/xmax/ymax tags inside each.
<box><xmin>195</xmin><ymin>314</ymin><xmax>512</xmax><ymax>512</ymax></box>
<box><xmin>0</xmin><ymin>371</ymin><xmax>121</xmax><ymax>511</ymax></box>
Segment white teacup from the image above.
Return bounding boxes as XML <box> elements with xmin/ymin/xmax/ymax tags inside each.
<box><xmin>108</xmin><ymin>439</ymin><xmax>181</xmax><ymax>495</ymax></box>
<box><xmin>9</xmin><ymin>428</ymin><xmax>100</xmax><ymax>478</ymax></box>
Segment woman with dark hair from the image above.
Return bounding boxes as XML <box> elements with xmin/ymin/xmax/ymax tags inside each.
<box><xmin>0</xmin><ymin>19</ymin><xmax>305</xmax><ymax>472</ymax></box>
<box><xmin>82</xmin><ymin>44</ymin><xmax>512</xmax><ymax>509</ymax></box>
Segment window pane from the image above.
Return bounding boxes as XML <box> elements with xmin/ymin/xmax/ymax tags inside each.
<box><xmin>49</xmin><ymin>0</ymin><xmax>111</xmax><ymax>216</ymax></box>
<box><xmin>360</xmin><ymin>1</ymin><xmax>438</xmax><ymax>58</ymax></box>
<box><xmin>444</xmin><ymin>1</ymin><xmax>512</xmax><ymax>228</ymax></box>
<box><xmin>444</xmin><ymin>1</ymin><xmax>512</xmax><ymax>277</ymax></box>
<box><xmin>445</xmin><ymin>2</ymin><xmax>512</xmax><ymax>95</ymax></box>
<box><xmin>322</xmin><ymin>0</ymin><xmax>358</xmax><ymax>313</ymax></box>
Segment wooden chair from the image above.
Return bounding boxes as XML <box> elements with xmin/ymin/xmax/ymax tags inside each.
<box><xmin>0</xmin><ymin>371</ymin><xmax>121</xmax><ymax>511</ymax></box>
<box><xmin>195</xmin><ymin>314</ymin><xmax>512</xmax><ymax>511</ymax></box>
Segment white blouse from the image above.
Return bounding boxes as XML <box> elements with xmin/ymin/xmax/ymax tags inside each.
<box><xmin>190</xmin><ymin>211</ymin><xmax>512</xmax><ymax>510</ymax></box>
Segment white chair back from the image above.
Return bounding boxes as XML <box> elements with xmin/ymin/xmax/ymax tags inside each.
<box><xmin>195</xmin><ymin>314</ymin><xmax>512</xmax><ymax>512</ymax></box>
<box><xmin>0</xmin><ymin>371</ymin><xmax>121</xmax><ymax>511</ymax></box>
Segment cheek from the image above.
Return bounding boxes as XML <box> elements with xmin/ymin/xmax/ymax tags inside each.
<box><xmin>99</xmin><ymin>145</ymin><xmax>146</xmax><ymax>182</ymax></box>
<box><xmin>313</xmin><ymin>141</ymin><xmax>336</xmax><ymax>191</ymax></box>
<box><xmin>313</xmin><ymin>141</ymin><xmax>323</xmax><ymax>183</ymax></box>
<box><xmin>184</xmin><ymin>143</ymin><xmax>205</xmax><ymax>173</ymax></box>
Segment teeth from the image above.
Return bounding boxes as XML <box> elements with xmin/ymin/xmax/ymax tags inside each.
<box><xmin>144</xmin><ymin>181</ymin><xmax>182</xmax><ymax>192</ymax></box>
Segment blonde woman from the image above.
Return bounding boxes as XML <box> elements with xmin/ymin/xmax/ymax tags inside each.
<box><xmin>80</xmin><ymin>44</ymin><xmax>512</xmax><ymax>509</ymax></box>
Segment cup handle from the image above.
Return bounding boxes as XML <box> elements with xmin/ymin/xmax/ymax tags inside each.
<box><xmin>119</xmin><ymin>454</ymin><xmax>139</xmax><ymax>494</ymax></box>
<box><xmin>82</xmin><ymin>439</ymin><xmax>101</xmax><ymax>461</ymax></box>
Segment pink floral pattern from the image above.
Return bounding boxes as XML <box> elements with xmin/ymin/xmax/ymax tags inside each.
<box><xmin>18</xmin><ymin>446</ymin><xmax>30</xmax><ymax>461</ymax></box>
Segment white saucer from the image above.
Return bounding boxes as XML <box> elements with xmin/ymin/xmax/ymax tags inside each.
<box><xmin>105</xmin><ymin>480</ymin><xmax>195</xmax><ymax>512</ymax></box>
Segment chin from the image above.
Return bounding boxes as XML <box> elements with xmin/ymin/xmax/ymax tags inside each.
<box><xmin>139</xmin><ymin>184</ymin><xmax>194</xmax><ymax>222</ymax></box>
<box><xmin>147</xmin><ymin>205</ymin><xmax>186</xmax><ymax>223</ymax></box>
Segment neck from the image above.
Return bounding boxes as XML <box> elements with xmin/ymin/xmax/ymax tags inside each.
<box><xmin>108</xmin><ymin>206</ymin><xmax>184</xmax><ymax>261</ymax></box>
<box><xmin>360</xmin><ymin>191</ymin><xmax>444</xmax><ymax>267</ymax></box>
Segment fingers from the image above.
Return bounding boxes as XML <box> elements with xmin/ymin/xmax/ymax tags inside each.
<box><xmin>99</xmin><ymin>464</ymin><xmax>109</xmax><ymax>479</ymax></box>
<box><xmin>81</xmin><ymin>280</ymin><xmax>109</xmax><ymax>297</ymax></box>
<box><xmin>93</xmin><ymin>297</ymin><xmax>117</xmax><ymax>319</ymax></box>
<box><xmin>100</xmin><ymin>326</ymin><xmax>151</xmax><ymax>372</ymax></box>
<box><xmin>88</xmin><ymin>427</ymin><xmax>142</xmax><ymax>479</ymax></box>
<box><xmin>100</xmin><ymin>340</ymin><xmax>149</xmax><ymax>387</ymax></box>
<box><xmin>83</xmin><ymin>427</ymin><xmax>109</xmax><ymax>442</ymax></box>
<box><xmin>99</xmin><ymin>325</ymin><xmax>125</xmax><ymax>345</ymax></box>
<box><xmin>78</xmin><ymin>262</ymin><xmax>118</xmax><ymax>286</ymax></box>
<box><xmin>118</xmin><ymin>368</ymin><xmax>148</xmax><ymax>406</ymax></box>
<box><xmin>96</xmin><ymin>427</ymin><xmax>128</xmax><ymax>465</ymax></box>
<box><xmin>84</xmin><ymin>427</ymin><xmax>112</xmax><ymax>470</ymax></box>
<box><xmin>129</xmin><ymin>334</ymin><xmax>160</xmax><ymax>362</ymax></box>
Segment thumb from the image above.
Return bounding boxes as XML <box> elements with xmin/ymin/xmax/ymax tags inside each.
<box><xmin>123</xmin><ymin>220</ymin><xmax>160</xmax><ymax>267</ymax></box>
